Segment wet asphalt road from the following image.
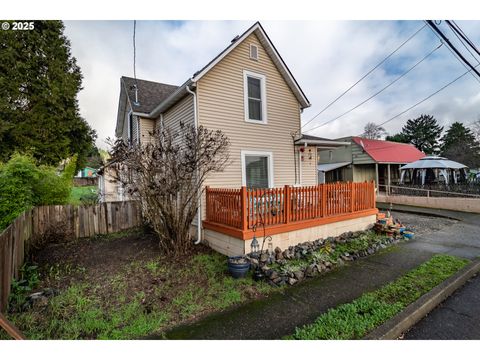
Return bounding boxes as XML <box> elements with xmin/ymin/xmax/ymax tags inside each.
<box><xmin>404</xmin><ymin>273</ymin><xmax>480</xmax><ymax>340</ymax></box>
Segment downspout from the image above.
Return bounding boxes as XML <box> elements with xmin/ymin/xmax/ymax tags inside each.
<box><xmin>186</xmin><ymin>83</ymin><xmax>202</xmax><ymax>245</ymax></box>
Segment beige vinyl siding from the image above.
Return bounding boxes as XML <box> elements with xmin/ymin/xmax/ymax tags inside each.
<box><xmin>300</xmin><ymin>146</ymin><xmax>318</xmax><ymax>185</ymax></box>
<box><xmin>161</xmin><ymin>94</ymin><xmax>195</xmax><ymax>145</ymax></box>
<box><xmin>139</xmin><ymin>117</ymin><xmax>156</xmax><ymax>144</ymax></box>
<box><xmin>197</xmin><ymin>32</ymin><xmax>303</xmax><ymax>190</ymax></box>
<box><xmin>352</xmin><ymin>164</ymin><xmax>376</xmax><ymax>182</ymax></box>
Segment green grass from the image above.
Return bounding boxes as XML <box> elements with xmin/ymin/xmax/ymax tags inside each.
<box><xmin>69</xmin><ymin>186</ymin><xmax>97</xmax><ymax>205</ymax></box>
<box><xmin>287</xmin><ymin>254</ymin><xmax>469</xmax><ymax>340</ymax></box>
<box><xmin>1</xmin><ymin>250</ymin><xmax>277</xmax><ymax>340</ymax></box>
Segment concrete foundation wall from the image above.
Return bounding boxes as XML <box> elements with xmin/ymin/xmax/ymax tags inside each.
<box><xmin>378</xmin><ymin>194</ymin><xmax>480</xmax><ymax>214</ymax></box>
<box><xmin>203</xmin><ymin>214</ymin><xmax>376</xmax><ymax>257</ymax></box>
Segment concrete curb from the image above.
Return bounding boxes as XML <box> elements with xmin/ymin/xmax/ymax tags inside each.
<box><xmin>364</xmin><ymin>258</ymin><xmax>480</xmax><ymax>340</ymax></box>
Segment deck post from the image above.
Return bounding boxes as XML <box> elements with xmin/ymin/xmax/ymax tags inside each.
<box><xmin>350</xmin><ymin>182</ymin><xmax>355</xmax><ymax>212</ymax></box>
<box><xmin>284</xmin><ymin>185</ymin><xmax>291</xmax><ymax>224</ymax></box>
<box><xmin>240</xmin><ymin>186</ymin><xmax>248</xmax><ymax>231</ymax></box>
<box><xmin>321</xmin><ymin>183</ymin><xmax>327</xmax><ymax>217</ymax></box>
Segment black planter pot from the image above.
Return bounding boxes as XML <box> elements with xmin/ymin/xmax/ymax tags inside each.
<box><xmin>227</xmin><ymin>256</ymin><xmax>250</xmax><ymax>278</ymax></box>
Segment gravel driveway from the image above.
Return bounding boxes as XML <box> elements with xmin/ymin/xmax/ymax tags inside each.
<box><xmin>389</xmin><ymin>211</ymin><xmax>458</xmax><ymax>236</ymax></box>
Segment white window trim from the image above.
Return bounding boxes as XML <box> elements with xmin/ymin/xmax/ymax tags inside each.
<box><xmin>249</xmin><ymin>43</ymin><xmax>259</xmax><ymax>61</ymax></box>
<box><xmin>243</xmin><ymin>70</ymin><xmax>267</xmax><ymax>124</ymax></box>
<box><xmin>127</xmin><ymin>109</ymin><xmax>133</xmax><ymax>143</ymax></box>
<box><xmin>241</xmin><ymin>150</ymin><xmax>274</xmax><ymax>188</ymax></box>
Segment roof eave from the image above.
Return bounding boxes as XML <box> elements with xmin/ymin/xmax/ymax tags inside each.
<box><xmin>149</xmin><ymin>79</ymin><xmax>193</xmax><ymax>118</ymax></box>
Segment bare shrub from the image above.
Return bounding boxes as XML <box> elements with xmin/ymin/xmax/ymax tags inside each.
<box><xmin>109</xmin><ymin>123</ymin><xmax>230</xmax><ymax>255</ymax></box>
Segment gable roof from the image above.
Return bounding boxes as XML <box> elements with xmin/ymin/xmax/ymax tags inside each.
<box><xmin>148</xmin><ymin>21</ymin><xmax>310</xmax><ymax>118</ymax></box>
<box><xmin>122</xmin><ymin>76</ymin><xmax>178</xmax><ymax>114</ymax></box>
<box><xmin>116</xmin><ymin>22</ymin><xmax>311</xmax><ymax>136</ymax></box>
<box><xmin>351</xmin><ymin>137</ymin><xmax>425</xmax><ymax>164</ymax></box>
<box><xmin>190</xmin><ymin>22</ymin><xmax>310</xmax><ymax>109</ymax></box>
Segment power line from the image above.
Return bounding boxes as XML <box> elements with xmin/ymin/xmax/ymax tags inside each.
<box><xmin>425</xmin><ymin>20</ymin><xmax>480</xmax><ymax>80</ymax></box>
<box><xmin>446</xmin><ymin>23</ymin><xmax>480</xmax><ymax>64</ymax></box>
<box><xmin>300</xmin><ymin>23</ymin><xmax>427</xmax><ymax>131</ymax></box>
<box><xmin>449</xmin><ymin>21</ymin><xmax>480</xmax><ymax>57</ymax></box>
<box><xmin>303</xmin><ymin>43</ymin><xmax>442</xmax><ymax>134</ymax></box>
<box><xmin>377</xmin><ymin>64</ymin><xmax>480</xmax><ymax>128</ymax></box>
<box><xmin>132</xmin><ymin>20</ymin><xmax>139</xmax><ymax>106</ymax></box>
<box><xmin>446</xmin><ymin>20</ymin><xmax>480</xmax><ymax>62</ymax></box>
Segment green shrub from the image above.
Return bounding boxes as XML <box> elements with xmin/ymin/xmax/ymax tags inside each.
<box><xmin>0</xmin><ymin>153</ymin><xmax>77</xmax><ymax>231</ymax></box>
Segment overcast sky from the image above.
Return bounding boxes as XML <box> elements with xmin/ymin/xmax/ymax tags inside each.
<box><xmin>63</xmin><ymin>20</ymin><xmax>480</xmax><ymax>149</ymax></box>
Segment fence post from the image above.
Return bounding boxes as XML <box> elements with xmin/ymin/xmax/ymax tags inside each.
<box><xmin>240</xmin><ymin>186</ymin><xmax>248</xmax><ymax>231</ymax></box>
<box><xmin>321</xmin><ymin>183</ymin><xmax>327</xmax><ymax>217</ymax></box>
<box><xmin>284</xmin><ymin>185</ymin><xmax>290</xmax><ymax>224</ymax></box>
<box><xmin>350</xmin><ymin>182</ymin><xmax>355</xmax><ymax>212</ymax></box>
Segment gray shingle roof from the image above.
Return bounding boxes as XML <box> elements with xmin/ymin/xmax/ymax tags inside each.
<box><xmin>121</xmin><ymin>76</ymin><xmax>178</xmax><ymax>114</ymax></box>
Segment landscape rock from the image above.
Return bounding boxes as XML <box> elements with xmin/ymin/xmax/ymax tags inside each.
<box><xmin>305</xmin><ymin>264</ymin><xmax>317</xmax><ymax>277</ymax></box>
<box><xmin>287</xmin><ymin>278</ymin><xmax>298</xmax><ymax>286</ymax></box>
<box><xmin>293</xmin><ymin>271</ymin><xmax>304</xmax><ymax>281</ymax></box>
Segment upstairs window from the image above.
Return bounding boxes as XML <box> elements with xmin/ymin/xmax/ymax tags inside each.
<box><xmin>250</xmin><ymin>44</ymin><xmax>259</xmax><ymax>60</ymax></box>
<box><xmin>243</xmin><ymin>70</ymin><xmax>267</xmax><ymax>124</ymax></box>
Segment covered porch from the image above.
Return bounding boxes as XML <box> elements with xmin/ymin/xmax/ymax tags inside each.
<box><xmin>203</xmin><ymin>182</ymin><xmax>378</xmax><ymax>255</ymax></box>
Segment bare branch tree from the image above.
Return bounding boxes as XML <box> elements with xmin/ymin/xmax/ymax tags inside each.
<box><xmin>108</xmin><ymin>123</ymin><xmax>230</xmax><ymax>255</ymax></box>
<box><xmin>362</xmin><ymin>122</ymin><xmax>387</xmax><ymax>139</ymax></box>
<box><xmin>471</xmin><ymin>116</ymin><xmax>480</xmax><ymax>143</ymax></box>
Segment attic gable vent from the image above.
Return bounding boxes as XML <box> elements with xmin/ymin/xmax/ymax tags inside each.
<box><xmin>250</xmin><ymin>44</ymin><xmax>259</xmax><ymax>60</ymax></box>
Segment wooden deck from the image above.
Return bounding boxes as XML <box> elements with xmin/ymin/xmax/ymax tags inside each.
<box><xmin>204</xmin><ymin>181</ymin><xmax>377</xmax><ymax>240</ymax></box>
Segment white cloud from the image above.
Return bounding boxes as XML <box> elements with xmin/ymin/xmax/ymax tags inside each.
<box><xmin>64</xmin><ymin>20</ymin><xmax>480</xmax><ymax>148</ymax></box>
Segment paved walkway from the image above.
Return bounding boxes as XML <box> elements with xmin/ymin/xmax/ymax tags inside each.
<box><xmin>149</xmin><ymin>206</ymin><xmax>480</xmax><ymax>340</ymax></box>
<box><xmin>404</xmin><ymin>273</ymin><xmax>480</xmax><ymax>340</ymax></box>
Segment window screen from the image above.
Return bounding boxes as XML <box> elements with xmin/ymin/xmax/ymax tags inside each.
<box><xmin>245</xmin><ymin>155</ymin><xmax>269</xmax><ymax>188</ymax></box>
<box><xmin>247</xmin><ymin>76</ymin><xmax>262</xmax><ymax>121</ymax></box>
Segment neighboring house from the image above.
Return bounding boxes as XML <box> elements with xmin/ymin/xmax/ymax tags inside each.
<box><xmin>317</xmin><ymin>137</ymin><xmax>425</xmax><ymax>190</ymax></box>
<box><xmin>76</xmin><ymin>167</ymin><xmax>97</xmax><ymax>178</ymax></box>
<box><xmin>103</xmin><ymin>22</ymin><xmax>379</xmax><ymax>256</ymax></box>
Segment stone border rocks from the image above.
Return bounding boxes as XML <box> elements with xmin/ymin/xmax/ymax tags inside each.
<box><xmin>246</xmin><ymin>230</ymin><xmax>408</xmax><ymax>287</ymax></box>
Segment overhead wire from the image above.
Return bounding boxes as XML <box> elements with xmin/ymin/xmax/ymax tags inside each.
<box><xmin>377</xmin><ymin>64</ymin><xmax>480</xmax><ymax>128</ymax></box>
<box><xmin>300</xmin><ymin>23</ymin><xmax>427</xmax><ymax>131</ymax></box>
<box><xmin>302</xmin><ymin>42</ymin><xmax>443</xmax><ymax>134</ymax></box>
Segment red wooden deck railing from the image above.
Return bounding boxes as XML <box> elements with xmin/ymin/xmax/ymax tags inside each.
<box><xmin>204</xmin><ymin>181</ymin><xmax>377</xmax><ymax>239</ymax></box>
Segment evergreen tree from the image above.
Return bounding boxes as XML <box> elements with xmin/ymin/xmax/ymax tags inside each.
<box><xmin>441</xmin><ymin>122</ymin><xmax>480</xmax><ymax>168</ymax></box>
<box><xmin>398</xmin><ymin>114</ymin><xmax>443</xmax><ymax>154</ymax></box>
<box><xmin>0</xmin><ymin>20</ymin><xmax>96</xmax><ymax>169</ymax></box>
<box><xmin>386</xmin><ymin>133</ymin><xmax>410</xmax><ymax>144</ymax></box>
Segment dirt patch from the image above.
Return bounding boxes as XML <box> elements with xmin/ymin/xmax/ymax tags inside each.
<box><xmin>4</xmin><ymin>230</ymin><xmax>274</xmax><ymax>339</ymax></box>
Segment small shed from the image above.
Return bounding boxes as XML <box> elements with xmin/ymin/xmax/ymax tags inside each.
<box><xmin>400</xmin><ymin>156</ymin><xmax>469</xmax><ymax>185</ymax></box>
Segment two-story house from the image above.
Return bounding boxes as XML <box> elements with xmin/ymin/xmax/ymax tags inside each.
<box><xmin>100</xmin><ymin>22</ymin><xmax>378</xmax><ymax>256</ymax></box>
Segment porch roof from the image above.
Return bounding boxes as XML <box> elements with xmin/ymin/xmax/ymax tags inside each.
<box><xmin>317</xmin><ymin>162</ymin><xmax>351</xmax><ymax>172</ymax></box>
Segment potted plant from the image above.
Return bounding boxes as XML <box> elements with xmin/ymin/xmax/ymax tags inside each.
<box><xmin>227</xmin><ymin>256</ymin><xmax>250</xmax><ymax>278</ymax></box>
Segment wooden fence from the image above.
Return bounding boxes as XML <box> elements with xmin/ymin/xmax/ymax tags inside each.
<box><xmin>0</xmin><ymin>201</ymin><xmax>141</xmax><ymax>312</ymax></box>
<box><xmin>205</xmin><ymin>181</ymin><xmax>376</xmax><ymax>231</ymax></box>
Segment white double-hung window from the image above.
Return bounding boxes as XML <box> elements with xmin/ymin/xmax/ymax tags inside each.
<box><xmin>241</xmin><ymin>150</ymin><xmax>274</xmax><ymax>189</ymax></box>
<box><xmin>243</xmin><ymin>70</ymin><xmax>267</xmax><ymax>124</ymax></box>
